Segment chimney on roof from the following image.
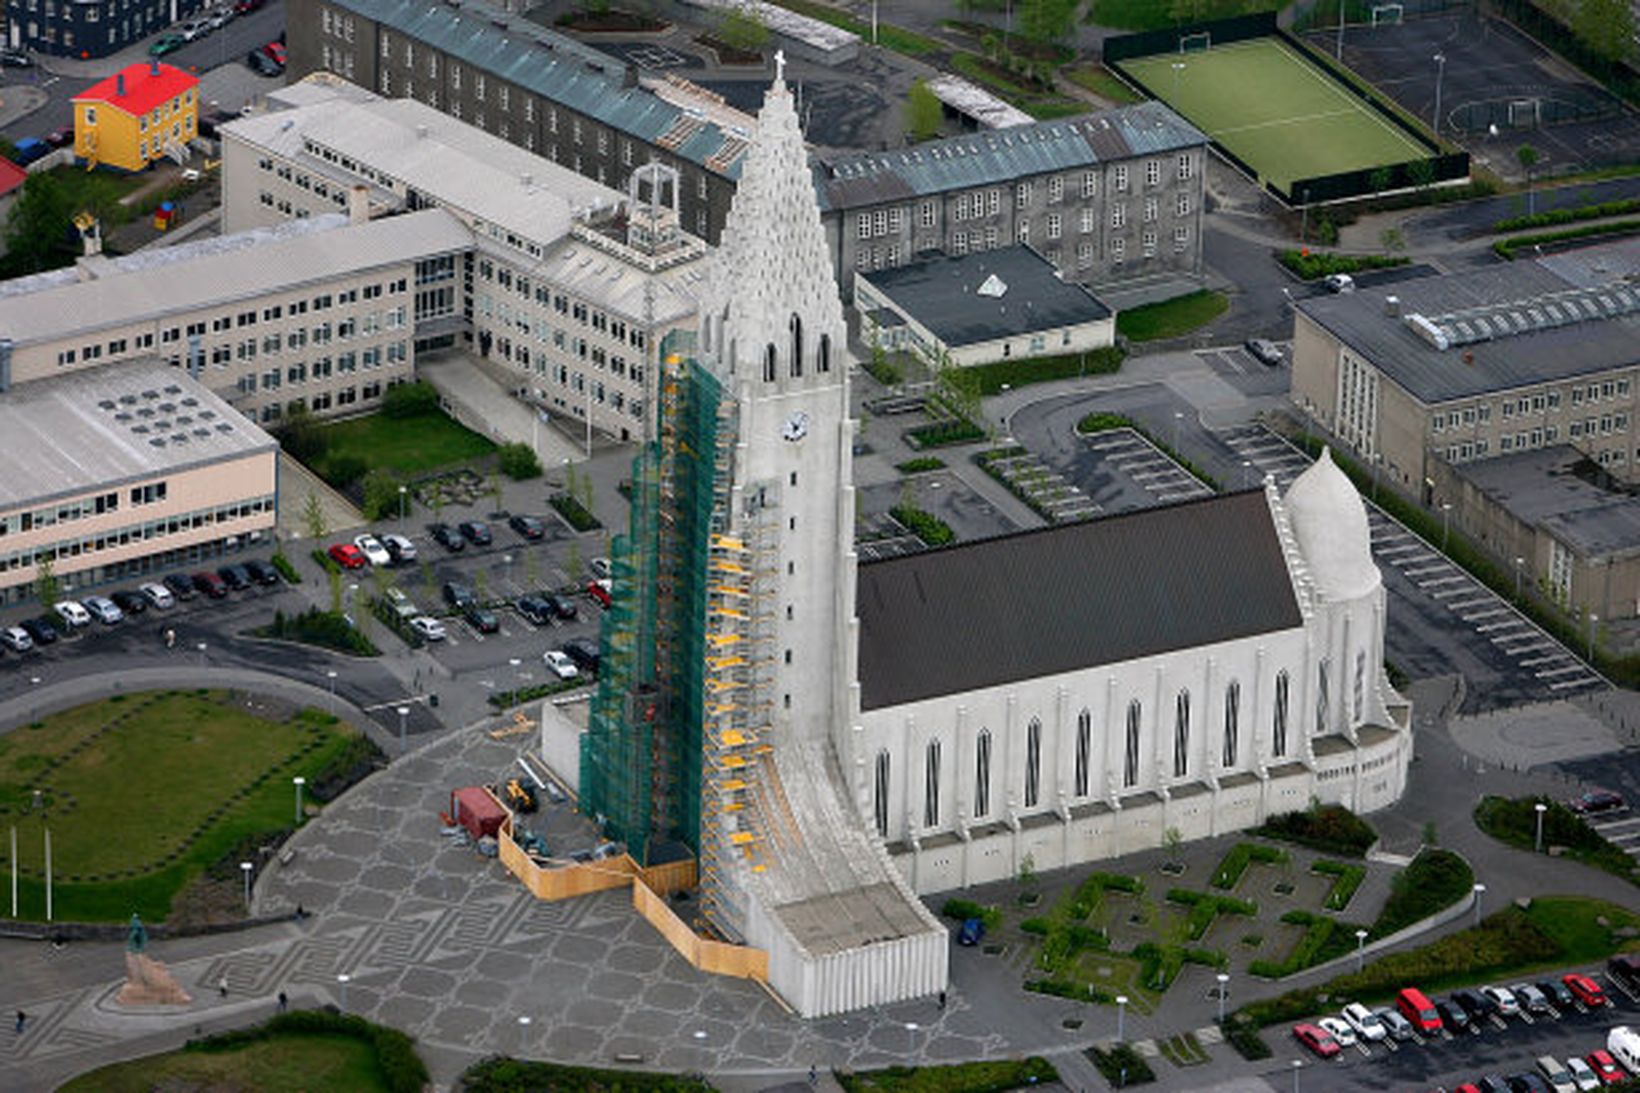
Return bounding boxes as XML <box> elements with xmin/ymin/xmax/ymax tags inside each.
<box><xmin>1384</xmin><ymin>294</ymin><xmax>1401</xmax><ymax>317</ymax></box>
<box><xmin>348</xmin><ymin>184</ymin><xmax>370</xmax><ymax>225</ymax></box>
<box><xmin>624</xmin><ymin>63</ymin><xmax>638</xmax><ymax>89</ymax></box>
<box><xmin>116</xmin><ymin>73</ymin><xmax>126</xmax><ymax>97</ymax></box>
<box><xmin>415</xmin><ymin>124</ymin><xmax>429</xmax><ymax>139</ymax></box>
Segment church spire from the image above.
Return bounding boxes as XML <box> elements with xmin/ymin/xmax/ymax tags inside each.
<box><xmin>699</xmin><ymin>66</ymin><xmax>845</xmax><ymax>385</ymax></box>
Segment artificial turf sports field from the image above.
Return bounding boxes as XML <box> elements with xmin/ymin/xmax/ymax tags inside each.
<box><xmin>1121</xmin><ymin>37</ymin><xmax>1429</xmax><ymax>193</ymax></box>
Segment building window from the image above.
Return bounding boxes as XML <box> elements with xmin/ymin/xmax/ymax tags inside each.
<box><xmin>924</xmin><ymin>739</ymin><xmax>941</xmax><ymax>827</ymax></box>
<box><xmin>1124</xmin><ymin>700</ymin><xmax>1141</xmax><ymax>788</ymax></box>
<box><xmin>1046</xmin><ymin>213</ymin><xmax>1061</xmax><ymax>240</ymax></box>
<box><xmin>1146</xmin><ymin>159</ymin><xmax>1161</xmax><ymax>186</ymax></box>
<box><xmin>873</xmin><ymin>749</ymin><xmax>890</xmax><ymax>839</ymax></box>
<box><xmin>1274</xmin><ymin>670</ymin><xmax>1289</xmax><ymax>757</ymax></box>
<box><xmin>1353</xmin><ymin>651</ymin><xmax>1367</xmax><ymax>721</ymax></box>
<box><xmin>763</xmin><ymin>343</ymin><xmax>776</xmax><ymax>383</ymax></box>
<box><xmin>818</xmin><ymin>333</ymin><xmax>831</xmax><ymax>374</ymax></box>
<box><xmin>1082</xmin><ymin>171</ymin><xmax>1096</xmax><ymax>198</ymax></box>
<box><xmin>1178</xmin><ymin>153</ymin><xmax>1194</xmax><ymax>180</ymax></box>
<box><xmin>1048</xmin><ymin>176</ymin><xmax>1062</xmax><ymax>203</ymax></box>
<box><xmin>1315</xmin><ymin>657</ymin><xmax>1330</xmax><ymax>735</ymax></box>
<box><xmin>1024</xmin><ymin>718</ymin><xmax>1041</xmax><ymax>808</ymax></box>
<box><xmin>788</xmin><ymin>314</ymin><xmax>803</xmax><ymax>378</ymax></box>
<box><xmin>1114</xmin><ymin>164</ymin><xmax>1128</xmax><ymax>192</ymax></box>
<box><xmin>1177</xmin><ymin>192</ymin><xmax>1191</xmax><ymax>217</ymax></box>
<box><xmin>1173</xmin><ymin>690</ymin><xmax>1190</xmax><ymax>778</ymax></box>
<box><xmin>1223</xmin><ymin>681</ymin><xmax>1240</xmax><ymax>768</ymax></box>
<box><xmin>1016</xmin><ymin>182</ymin><xmax>1030</xmax><ymax>208</ymax></box>
<box><xmin>1111</xmin><ymin>203</ymin><xmax>1125</xmax><ymax>228</ymax></box>
<box><xmin>975</xmin><ymin>728</ymin><xmax>991</xmax><ymax>817</ymax></box>
<box><xmin>1074</xmin><ymin>709</ymin><xmax>1091</xmax><ymax>797</ymax></box>
<box><xmin>920</xmin><ymin>201</ymin><xmax>934</xmax><ymax>228</ymax></box>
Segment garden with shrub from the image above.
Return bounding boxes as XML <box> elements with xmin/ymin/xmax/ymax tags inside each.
<box><xmin>258</xmin><ymin>607</ymin><xmax>379</xmax><ymax>657</ymax></box>
<box><xmin>459</xmin><ymin>1056</ymin><xmax>713</xmax><ymax>1093</ymax></box>
<box><xmin>1211</xmin><ymin>842</ymin><xmax>1288</xmax><ymax>890</ymax></box>
<box><xmin>1277</xmin><ymin>249</ymin><xmax>1410</xmax><ymax>280</ymax></box>
<box><xmin>1255</xmin><ymin>802</ymin><xmax>1376</xmax><ymax>857</ymax></box>
<box><xmin>890</xmin><ymin>502</ymin><xmax>956</xmax><ymax>547</ymax></box>
<box><xmin>1370</xmin><ymin>848</ymin><xmax>1473</xmax><ymax>938</ymax></box>
<box><xmin>1475</xmin><ymin>794</ymin><xmax>1638</xmax><ymax>887</ymax></box>
<box><xmin>836</xmin><ymin>1058</ymin><xmax>1057</xmax><ymax>1093</ymax></box>
<box><xmin>1086</xmin><ymin>1042</ymin><xmax>1154</xmax><ymax>1084</ymax></box>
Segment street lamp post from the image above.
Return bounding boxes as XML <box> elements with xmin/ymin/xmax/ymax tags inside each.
<box><xmin>1355</xmin><ymin>928</ymin><xmax>1368</xmax><ymax>972</ymax></box>
<box><xmin>240</xmin><ymin>860</ymin><xmax>253</xmax><ymax>910</ymax></box>
<box><xmin>1172</xmin><ymin>411</ymin><xmax>1184</xmax><ymax>453</ymax></box>
<box><xmin>398</xmin><ymin>484</ymin><xmax>407</xmax><ymax>523</ymax></box>
<box><xmin>1215</xmin><ymin>972</ymin><xmax>1229</xmax><ymax>1023</ymax></box>
<box><xmin>1473</xmin><ymin>882</ymin><xmax>1486</xmax><ymax>927</ymax></box>
<box><xmin>1116</xmin><ymin>994</ymin><xmax>1128</xmax><ymax>1042</ymax></box>
<box><xmin>1433</xmin><ymin>53</ymin><xmax>1448</xmax><ymax>139</ymax></box>
<box><xmin>517</xmin><ymin>1015</ymin><xmax>532</xmax><ymax>1055</ymax></box>
<box><xmin>326</xmin><ymin>669</ymin><xmax>338</xmax><ymax>703</ymax></box>
<box><xmin>1588</xmin><ymin>613</ymin><xmax>1598</xmax><ymax>660</ymax></box>
<box><xmin>197</xmin><ymin>640</ymin><xmax>207</xmax><ymax>668</ymax></box>
<box><xmin>904</xmin><ymin>1021</ymin><xmax>919</xmax><ymax>1060</ymax></box>
<box><xmin>397</xmin><ymin>706</ymin><xmax>410</xmax><ymax>752</ymax></box>
<box><xmin>1292</xmin><ymin>1058</ymin><xmax>1302</xmax><ymax>1093</ymax></box>
<box><xmin>1534</xmin><ymin>802</ymin><xmax>1548</xmax><ymax>852</ymax></box>
<box><xmin>1241</xmin><ymin>460</ymin><xmax>1252</xmax><ymax>489</ymax></box>
<box><xmin>1514</xmin><ymin>556</ymin><xmax>1525</xmax><ymax>599</ymax></box>
<box><xmin>336</xmin><ymin>973</ymin><xmax>350</xmax><ymax>1011</ymax></box>
<box><xmin>293</xmin><ymin>776</ymin><xmax>306</xmax><ymax>824</ymax></box>
<box><xmin>1441</xmin><ymin>502</ymin><xmax>1452</xmax><ymax>550</ymax></box>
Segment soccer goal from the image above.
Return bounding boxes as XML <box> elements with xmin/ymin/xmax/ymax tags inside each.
<box><xmin>1179</xmin><ymin>31</ymin><xmax>1212</xmax><ymax>54</ymax></box>
<box><xmin>1508</xmin><ymin>98</ymin><xmax>1540</xmax><ymax>128</ymax></box>
<box><xmin>1370</xmin><ymin>3</ymin><xmax>1404</xmax><ymax>26</ymax></box>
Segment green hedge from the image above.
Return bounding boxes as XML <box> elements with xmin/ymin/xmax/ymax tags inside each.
<box><xmin>836</xmin><ymin>1058</ymin><xmax>1058</xmax><ymax>1093</ymax></box>
<box><xmin>188</xmin><ymin>1011</ymin><xmax>427</xmax><ymax>1093</ymax></box>
<box><xmin>1474</xmin><ymin>795</ymin><xmax>1638</xmax><ymax>887</ymax></box>
<box><xmin>310</xmin><ymin>548</ymin><xmax>342</xmax><ymax>576</ymax></box>
<box><xmin>487</xmin><ymin>677</ymin><xmax>585</xmax><ymax>710</ymax></box>
<box><xmin>890</xmin><ymin>503</ymin><xmax>956</xmax><ymax>546</ymax></box>
<box><xmin>1255</xmin><ymin>803</ymin><xmax>1376</xmax><ymax>858</ymax></box>
<box><xmin>1248</xmin><ymin>910</ymin><xmax>1358</xmax><ymax>978</ymax></box>
<box><xmin>1313</xmin><ymin>860</ymin><xmax>1367</xmax><ymax>911</ymax></box>
<box><xmin>940</xmin><ymin>898</ymin><xmax>1002</xmax><ymax>933</ymax></box>
<box><xmin>1493</xmin><ymin>218</ymin><xmax>1640</xmax><ymax>258</ymax></box>
<box><xmin>1493</xmin><ymin>197</ymin><xmax>1640</xmax><ymax>232</ymax></box>
<box><xmin>459</xmin><ymin>1056</ymin><xmax>712</xmax><ymax>1092</ymax></box>
<box><xmin>1219</xmin><ymin>1014</ymin><xmax>1272</xmax><ymax>1060</ymax></box>
<box><xmin>258</xmin><ymin>608</ymin><xmax>378</xmax><ymax>656</ymax></box>
<box><xmin>1211</xmin><ymin>843</ymin><xmax>1288</xmax><ymax>890</ymax></box>
<box><xmin>549</xmin><ymin>491</ymin><xmax>601</xmax><ymax>531</ymax></box>
<box><xmin>497</xmin><ymin>441</ymin><xmax>543</xmax><ymax>480</ymax></box>
<box><xmin>1026</xmin><ymin>977</ymin><xmax>1116</xmax><ymax>1002</ymax></box>
<box><xmin>906</xmin><ymin>419</ymin><xmax>986</xmax><ymax>448</ymax></box>
<box><xmin>1277</xmin><ymin>249</ymin><xmax>1411</xmax><ymax>280</ymax></box>
<box><xmin>1166</xmin><ymin>888</ymin><xmax>1257</xmax><ymax>940</ymax></box>
<box><xmin>1371</xmin><ymin>848</ymin><xmax>1473</xmax><ymax>938</ymax></box>
<box><xmin>896</xmin><ymin>457</ymin><xmax>946</xmax><ymax>474</ymax></box>
<box><xmin>943</xmin><ymin>346</ymin><xmax>1125</xmax><ymax>397</ymax></box>
<box><xmin>270</xmin><ymin>553</ymin><xmax>302</xmax><ymax>584</ymax></box>
<box><xmin>1087</xmin><ymin>1042</ymin><xmax>1155</xmax><ymax>1084</ymax></box>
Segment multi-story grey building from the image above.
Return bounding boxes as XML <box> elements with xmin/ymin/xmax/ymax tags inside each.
<box><xmin>287</xmin><ymin>0</ymin><xmax>749</xmax><ymax>243</ymax></box>
<box><xmin>814</xmin><ymin>103</ymin><xmax>1209</xmax><ymax>296</ymax></box>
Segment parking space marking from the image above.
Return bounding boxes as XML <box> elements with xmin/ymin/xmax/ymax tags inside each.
<box><xmin>1536</xmin><ymin>664</ymin><xmax>1590</xmax><ymax>678</ymax></box>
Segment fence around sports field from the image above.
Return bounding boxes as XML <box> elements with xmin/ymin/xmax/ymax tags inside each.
<box><xmin>1103</xmin><ymin>13</ymin><xmax>1468</xmax><ymax>206</ymax></box>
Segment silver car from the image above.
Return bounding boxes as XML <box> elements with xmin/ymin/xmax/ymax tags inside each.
<box><xmin>0</xmin><ymin>625</ymin><xmax>33</xmax><ymax>652</ymax></box>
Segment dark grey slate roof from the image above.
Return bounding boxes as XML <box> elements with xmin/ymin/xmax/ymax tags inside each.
<box><xmin>861</xmin><ymin>245</ymin><xmax>1110</xmax><ymax>347</ymax></box>
<box><xmin>1294</xmin><ymin>239</ymin><xmax>1640</xmax><ymax>405</ymax></box>
<box><xmin>815</xmin><ymin>101</ymin><xmax>1206</xmax><ymax>212</ymax></box>
<box><xmin>1451</xmin><ymin>445</ymin><xmax>1640</xmax><ymax>559</ymax></box>
<box><xmin>855</xmin><ymin>491</ymin><xmax>1303</xmax><ymax>710</ymax></box>
<box><xmin>326</xmin><ymin>0</ymin><xmax>747</xmax><ymax>179</ymax></box>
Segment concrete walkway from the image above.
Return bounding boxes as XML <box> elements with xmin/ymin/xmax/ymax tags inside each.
<box><xmin>417</xmin><ymin>349</ymin><xmax>595</xmax><ymax>470</ymax></box>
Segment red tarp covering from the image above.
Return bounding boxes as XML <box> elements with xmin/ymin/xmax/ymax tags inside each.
<box><xmin>451</xmin><ymin>786</ymin><xmax>505</xmax><ymax>839</ymax></box>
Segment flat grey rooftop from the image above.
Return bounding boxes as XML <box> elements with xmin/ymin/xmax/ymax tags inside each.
<box><xmin>860</xmin><ymin>244</ymin><xmax>1110</xmax><ymax>347</ymax></box>
<box><xmin>1293</xmin><ymin>238</ymin><xmax>1640</xmax><ymax>404</ymax></box>
<box><xmin>774</xmin><ymin>882</ymin><xmax>938</xmax><ymax>957</ymax></box>
<box><xmin>1451</xmin><ymin>444</ymin><xmax>1640</xmax><ymax>558</ymax></box>
<box><xmin>0</xmin><ymin>360</ymin><xmax>276</xmax><ymax>509</ymax></box>
<box><xmin>855</xmin><ymin>490</ymin><xmax>1303</xmax><ymax>710</ymax></box>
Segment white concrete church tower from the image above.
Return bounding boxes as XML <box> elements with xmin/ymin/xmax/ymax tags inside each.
<box><xmin>691</xmin><ymin>58</ymin><xmax>949</xmax><ymax>1017</ymax></box>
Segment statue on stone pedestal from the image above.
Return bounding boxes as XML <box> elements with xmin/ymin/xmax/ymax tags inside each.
<box><xmin>115</xmin><ymin>913</ymin><xmax>192</xmax><ymax>1006</ymax></box>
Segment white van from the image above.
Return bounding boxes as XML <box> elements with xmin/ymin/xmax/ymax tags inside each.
<box><xmin>1536</xmin><ymin>1054</ymin><xmax>1575</xmax><ymax>1093</ymax></box>
<box><xmin>1610</xmin><ymin>1026</ymin><xmax>1640</xmax><ymax>1074</ymax></box>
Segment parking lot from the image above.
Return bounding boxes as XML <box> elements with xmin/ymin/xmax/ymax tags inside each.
<box><xmin>1272</xmin><ymin>965</ymin><xmax>1640</xmax><ymax>1091</ymax></box>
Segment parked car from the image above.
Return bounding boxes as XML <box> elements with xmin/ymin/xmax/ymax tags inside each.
<box><xmin>1537</xmin><ymin>1056</ymin><xmax>1578</xmax><ymax>1093</ymax></box>
<box><xmin>1609</xmin><ymin>953</ymin><xmax>1640</xmax><ymax>991</ymax></box>
<box><xmin>1514</xmin><ymin>983</ymin><xmax>1552</xmax><ymax>1015</ymax></box>
<box><xmin>1436</xmin><ymin>997</ymin><xmax>1472</xmax><ymax>1032</ymax></box>
<box><xmin>381</xmin><ymin>533</ymin><xmax>417</xmax><ymax>564</ymax></box>
<box><xmin>139</xmin><ymin>582</ymin><xmax>176</xmax><ymax>609</ymax></box>
<box><xmin>0</xmin><ymin>47</ymin><xmax>35</xmax><ymax>67</ymax></box>
<box><xmin>148</xmin><ymin>33</ymin><xmax>187</xmax><ymax>56</ymax></box>
<box><xmin>1508</xmin><ymin>1074</ymin><xmax>1552</xmax><ymax>1093</ymax></box>
<box><xmin>1292</xmin><ymin>1023</ymin><xmax>1340</xmax><ymax>1058</ymax></box>
<box><xmin>462</xmin><ymin>602</ymin><xmax>500</xmax><ymax>634</ymax></box>
<box><xmin>245</xmin><ymin>49</ymin><xmax>282</xmax><ymax>76</ymax></box>
<box><xmin>193</xmin><ymin>571</ymin><xmax>229</xmax><ymax>598</ymax></box>
<box><xmin>409</xmin><ymin>616</ymin><xmax>446</xmax><ymax>642</ymax></box>
<box><xmin>1611</xmin><ymin>1027</ymin><xmax>1640</xmax><ymax>1074</ymax></box>
<box><xmin>1316</xmin><ymin>1016</ymin><xmax>1356</xmax><ymax>1048</ymax></box>
<box><xmin>179</xmin><ymin>18</ymin><xmax>212</xmax><ymax>40</ymax></box>
<box><xmin>1341</xmin><ymin>1002</ymin><xmax>1386</xmax><ymax>1042</ymax></box>
<box><xmin>83</xmin><ymin>595</ymin><xmax>123</xmax><ymax>624</ymax></box>
<box><xmin>208</xmin><ymin>6</ymin><xmax>234</xmax><ymax>28</ymax></box>
<box><xmin>1565</xmin><ymin>1057</ymin><xmax>1601</xmax><ymax>1092</ymax></box>
<box><xmin>515</xmin><ymin>595</ymin><xmax>555</xmax><ymax>626</ymax></box>
<box><xmin>261</xmin><ymin>40</ymin><xmax>287</xmax><ymax>65</ymax></box>
<box><xmin>1569</xmin><ymin>789</ymin><xmax>1626</xmax><ymax>814</ymax></box>
<box><xmin>54</xmin><ymin>600</ymin><xmax>92</xmax><ymax>628</ymax></box>
<box><xmin>328</xmin><ymin>542</ymin><xmax>366</xmax><ymax>570</ymax></box>
<box><xmin>956</xmin><ymin>918</ymin><xmax>985</xmax><ymax>946</ymax></box>
<box><xmin>1478</xmin><ymin>1078</ymin><xmax>1514</xmax><ymax>1093</ymax></box>
<box><xmin>590</xmin><ymin>556</ymin><xmax>612</xmax><ymax>579</ymax></box>
<box><xmin>1324</xmin><ymin>272</ymin><xmax>1356</xmax><ymax>293</ymax></box>
<box><xmin>1564</xmin><ymin>973</ymin><xmax>1606</xmax><ymax>1007</ymax></box>
<box><xmin>22</xmin><ymin>616</ymin><xmax>59</xmax><ymax>645</ymax></box>
<box><xmin>587</xmin><ymin>578</ymin><xmax>612</xmax><ymax>609</ymax></box>
<box><xmin>544</xmin><ymin>649</ymin><xmax>579</xmax><ymax>680</ymax></box>
<box><xmin>1482</xmin><ymin>984</ymin><xmax>1521</xmax><ymax>1017</ymax></box>
<box><xmin>244</xmin><ymin>558</ymin><xmax>280</xmax><ymax>586</ymax></box>
<box><xmin>1455</xmin><ymin>987</ymin><xmax>1497</xmax><ymax>1019</ymax></box>
<box><xmin>217</xmin><ymin>563</ymin><xmax>251</xmax><ymax>591</ymax></box>
<box><xmin>1397</xmin><ymin>986</ymin><xmax>1442</xmax><ymax>1033</ymax></box>
<box><xmin>457</xmin><ymin>520</ymin><xmax>492</xmax><ymax>546</ymax></box>
<box><xmin>0</xmin><ymin>626</ymin><xmax>34</xmax><ymax>652</ymax></box>
<box><xmin>381</xmin><ymin>587</ymin><xmax>419</xmax><ymax>622</ymax></box>
<box><xmin>1374</xmin><ymin>1007</ymin><xmax>1413</xmax><ymax>1041</ymax></box>
<box><xmin>353</xmin><ymin>534</ymin><xmax>392</xmax><ymax>567</ymax></box>
<box><xmin>562</xmin><ymin>636</ymin><xmax>600</xmax><ymax>675</ymax></box>
<box><xmin>509</xmin><ymin>514</ymin><xmax>546</xmax><ymax>541</ymax></box>
<box><xmin>544</xmin><ymin>592</ymin><xmax>578</xmax><ymax>621</ymax></box>
<box><xmin>1245</xmin><ymin>338</ymin><xmax>1283</xmax><ymax>367</ymax></box>
<box><xmin>444</xmin><ymin>582</ymin><xmax>475</xmax><ymax>610</ymax></box>
<box><xmin>233</xmin><ymin>0</ymin><xmax>266</xmax><ymax>11</ymax></box>
<box><xmin>429</xmin><ymin>523</ymin><xmax>465</xmax><ymax>551</ymax></box>
<box><xmin>1586</xmin><ymin>1049</ymin><xmax>1626</xmax><ymax>1083</ymax></box>
<box><xmin>44</xmin><ymin>126</ymin><xmax>74</xmax><ymax>148</ymax></box>
<box><xmin>163</xmin><ymin>573</ymin><xmax>197</xmax><ymax>601</ymax></box>
<box><xmin>1537</xmin><ymin>979</ymin><xmax>1576</xmax><ymax>1009</ymax></box>
<box><xmin>111</xmin><ymin>589</ymin><xmax>149</xmax><ymax>615</ymax></box>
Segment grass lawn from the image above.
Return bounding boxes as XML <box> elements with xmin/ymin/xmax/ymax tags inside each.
<box><xmin>1116</xmin><ymin>290</ymin><xmax>1228</xmax><ymax>341</ymax></box>
<box><xmin>313</xmin><ymin>409</ymin><xmax>495</xmax><ymax>479</ymax></box>
<box><xmin>837</xmin><ymin>1058</ymin><xmax>1058</xmax><ymax>1093</ymax></box>
<box><xmin>59</xmin><ymin>1033</ymin><xmax>389</xmax><ymax>1093</ymax></box>
<box><xmin>0</xmin><ymin>691</ymin><xmax>359</xmax><ymax>922</ymax></box>
<box><xmin>1088</xmin><ymin>0</ymin><xmax>1275</xmax><ymax>29</ymax></box>
<box><xmin>1065</xmin><ymin>64</ymin><xmax>1142</xmax><ymax>104</ymax></box>
<box><xmin>1121</xmin><ymin>37</ymin><xmax>1427</xmax><ymax>191</ymax></box>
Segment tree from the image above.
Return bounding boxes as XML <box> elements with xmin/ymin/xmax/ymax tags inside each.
<box><xmin>1367</xmin><ymin>165</ymin><xmax>1393</xmax><ymax>195</ymax></box>
<box><xmin>34</xmin><ymin>554</ymin><xmax>60</xmax><ymax>609</ymax></box>
<box><xmin>1406</xmin><ymin>157</ymin><xmax>1436</xmax><ymax>192</ymax></box>
<box><xmin>276</xmin><ymin>403</ymin><xmax>328</xmax><ymax>465</ymax></box>
<box><xmin>486</xmin><ymin>470</ymin><xmax>505</xmax><ymax>515</ymax></box>
<box><xmin>1018</xmin><ymin>851</ymin><xmax>1038</xmax><ymax>896</ymax></box>
<box><xmin>360</xmin><ymin>469</ymin><xmax>405</xmax><ymax>521</ymax></box>
<box><xmin>380</xmin><ymin>380</ymin><xmax>439</xmax><ymax>419</ymax></box>
<box><xmin>497</xmin><ymin>441</ymin><xmax>543</xmax><ymax>480</ymax></box>
<box><xmin>1163</xmin><ymin>826</ymin><xmax>1184</xmax><ymax>869</ymax></box>
<box><xmin>1517</xmin><ymin>144</ymin><xmax>1541</xmax><ymax>216</ymax></box>
<box><xmin>717</xmin><ymin>7</ymin><xmax>769</xmax><ymax>53</ymax></box>
<box><xmin>328</xmin><ymin>567</ymin><xmax>344</xmax><ymax>614</ymax></box>
<box><xmin>565</xmin><ymin>539</ymin><xmax>583</xmax><ymax>588</ymax></box>
<box><xmin>907</xmin><ymin>78</ymin><xmax>943</xmax><ymax>144</ymax></box>
<box><xmin>1573</xmin><ymin>0</ymin><xmax>1635</xmax><ymax>67</ymax></box>
<box><xmin>1019</xmin><ymin>0</ymin><xmax>1077</xmax><ymax>47</ymax></box>
<box><xmin>3</xmin><ymin>172</ymin><xmax>76</xmax><ymax>275</ymax></box>
<box><xmin>302</xmin><ymin>491</ymin><xmax>328</xmax><ymax>542</ymax></box>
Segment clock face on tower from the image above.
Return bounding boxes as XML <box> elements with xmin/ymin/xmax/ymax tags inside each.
<box><xmin>782</xmin><ymin>410</ymin><xmax>810</xmax><ymax>443</ymax></box>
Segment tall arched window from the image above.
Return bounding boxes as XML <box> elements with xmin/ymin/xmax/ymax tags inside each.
<box><xmin>763</xmin><ymin>343</ymin><xmax>777</xmax><ymax>383</ymax></box>
<box><xmin>817</xmin><ymin>332</ymin><xmax>831</xmax><ymax>373</ymax></box>
<box><xmin>1124</xmin><ymin>700</ymin><xmax>1141</xmax><ymax>788</ymax></box>
<box><xmin>788</xmin><ymin>314</ymin><xmax>804</xmax><ymax>378</ymax></box>
<box><xmin>1074</xmin><ymin>709</ymin><xmax>1092</xmax><ymax>797</ymax></box>
<box><xmin>1273</xmin><ymin>670</ymin><xmax>1290</xmax><ymax>758</ymax></box>
<box><xmin>1316</xmin><ymin>657</ymin><xmax>1331</xmax><ymax>735</ymax></box>
<box><xmin>974</xmin><ymin>729</ymin><xmax>991</xmax><ymax>817</ymax></box>
<box><xmin>1222</xmin><ymin>681</ymin><xmax>1240</xmax><ymax>768</ymax></box>
<box><xmin>873</xmin><ymin>749</ymin><xmax>891</xmax><ymax>839</ymax></box>
<box><xmin>1353</xmin><ymin>651</ymin><xmax>1366</xmax><ymax>721</ymax></box>
<box><xmin>1024</xmin><ymin>718</ymin><xmax>1042</xmax><ymax>807</ymax></box>
<box><xmin>1173</xmin><ymin>690</ymin><xmax>1191</xmax><ymax>779</ymax></box>
<box><xmin>923</xmin><ymin>739</ymin><xmax>941</xmax><ymax>827</ymax></box>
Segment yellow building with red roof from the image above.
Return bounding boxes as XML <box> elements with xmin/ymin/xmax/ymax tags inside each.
<box><xmin>71</xmin><ymin>61</ymin><xmax>199</xmax><ymax>173</ymax></box>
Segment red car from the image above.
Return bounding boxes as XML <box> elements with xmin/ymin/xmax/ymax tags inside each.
<box><xmin>1563</xmin><ymin>972</ymin><xmax>1607</xmax><ymax>1007</ymax></box>
<box><xmin>586</xmin><ymin>578</ymin><xmax>611</xmax><ymax>609</ymax></box>
<box><xmin>328</xmin><ymin>542</ymin><xmax>366</xmax><ymax>570</ymax></box>
<box><xmin>261</xmin><ymin>40</ymin><xmax>286</xmax><ymax>65</ymax></box>
<box><xmin>1292</xmin><ymin>1022</ymin><xmax>1340</xmax><ymax>1058</ymax></box>
<box><xmin>1587</xmin><ymin>1049</ymin><xmax>1626</xmax><ymax>1084</ymax></box>
<box><xmin>1452</xmin><ymin>1085</ymin><xmax>1482</xmax><ymax>1093</ymax></box>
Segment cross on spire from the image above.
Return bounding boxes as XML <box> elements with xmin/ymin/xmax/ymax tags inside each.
<box><xmin>774</xmin><ymin>48</ymin><xmax>786</xmax><ymax>85</ymax></box>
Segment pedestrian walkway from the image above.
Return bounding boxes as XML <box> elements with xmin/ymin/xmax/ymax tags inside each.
<box><xmin>417</xmin><ymin>350</ymin><xmax>590</xmax><ymax>469</ymax></box>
